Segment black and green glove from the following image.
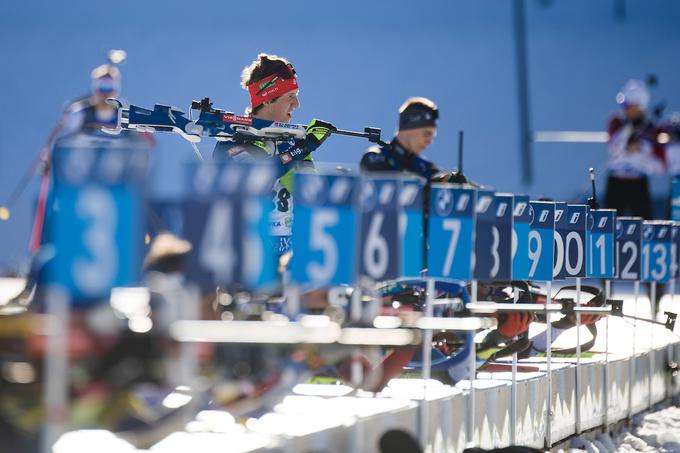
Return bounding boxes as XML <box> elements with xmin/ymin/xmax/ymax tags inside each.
<box><xmin>305</xmin><ymin>119</ymin><xmax>336</xmax><ymax>152</ymax></box>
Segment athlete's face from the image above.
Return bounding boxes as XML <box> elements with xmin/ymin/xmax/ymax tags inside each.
<box><xmin>256</xmin><ymin>90</ymin><xmax>300</xmax><ymax>123</ymax></box>
<box><xmin>398</xmin><ymin>126</ymin><xmax>437</xmax><ymax>155</ymax></box>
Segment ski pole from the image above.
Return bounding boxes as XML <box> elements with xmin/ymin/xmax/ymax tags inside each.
<box><xmin>0</xmin><ymin>115</ymin><xmax>64</xmax><ymax>224</ymax></box>
<box><xmin>1</xmin><ymin>153</ymin><xmax>45</xmax><ymax>216</ymax></box>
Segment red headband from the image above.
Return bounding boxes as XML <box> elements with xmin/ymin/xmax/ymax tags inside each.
<box><xmin>248</xmin><ymin>70</ymin><xmax>298</xmax><ymax>108</ymax></box>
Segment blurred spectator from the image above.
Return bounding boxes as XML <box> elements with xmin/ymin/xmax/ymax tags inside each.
<box><xmin>58</xmin><ymin>64</ymin><xmax>122</xmax><ymax>136</ymax></box>
<box><xmin>604</xmin><ymin>79</ymin><xmax>666</xmax><ymax>219</ymax></box>
<box><xmin>662</xmin><ymin>113</ymin><xmax>680</xmax><ymax>177</ymax></box>
<box><xmin>661</xmin><ymin>113</ymin><xmax>680</xmax><ymax>219</ymax></box>
<box><xmin>29</xmin><ymin>61</ymin><xmax>129</xmax><ymax>252</ymax></box>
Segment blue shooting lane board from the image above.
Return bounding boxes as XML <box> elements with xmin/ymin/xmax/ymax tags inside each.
<box><xmin>553</xmin><ymin>202</ymin><xmax>568</xmax><ymax>280</ymax></box>
<box><xmin>474</xmin><ymin>191</ymin><xmax>513</xmax><ymax>281</ymax></box>
<box><xmin>616</xmin><ymin>217</ymin><xmax>643</xmax><ymax>281</ymax></box>
<box><xmin>183</xmin><ymin>162</ymin><xmax>278</xmax><ymax>292</ymax></box>
<box><xmin>399</xmin><ymin>176</ymin><xmax>425</xmax><ymax>278</ymax></box>
<box><xmin>184</xmin><ymin>165</ymin><xmax>242</xmax><ymax>291</ymax></box>
<box><xmin>427</xmin><ymin>184</ymin><xmax>476</xmax><ymax>281</ymax></box>
<box><xmin>39</xmin><ymin>132</ymin><xmax>150</xmax><ymax>304</ymax></box>
<box><xmin>672</xmin><ymin>178</ymin><xmax>680</xmax><ymax>221</ymax></box>
<box><xmin>495</xmin><ymin>193</ymin><xmax>514</xmax><ymax>281</ymax></box>
<box><xmin>291</xmin><ymin>172</ymin><xmax>358</xmax><ymax>287</ymax></box>
<box><xmin>588</xmin><ymin>209</ymin><xmax>616</xmax><ymax>279</ymax></box>
<box><xmin>562</xmin><ymin>204</ymin><xmax>588</xmax><ymax>279</ymax></box>
<box><xmin>641</xmin><ymin>221</ymin><xmax>673</xmax><ymax>283</ymax></box>
<box><xmin>528</xmin><ymin>201</ymin><xmax>555</xmax><ymax>282</ymax></box>
<box><xmin>672</xmin><ymin>223</ymin><xmax>680</xmax><ymax>280</ymax></box>
<box><xmin>358</xmin><ymin>176</ymin><xmax>401</xmax><ymax>282</ymax></box>
<box><xmin>512</xmin><ymin>195</ymin><xmax>531</xmax><ymax>280</ymax></box>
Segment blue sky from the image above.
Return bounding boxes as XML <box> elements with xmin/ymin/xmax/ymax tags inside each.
<box><xmin>0</xmin><ymin>0</ymin><xmax>678</xmax><ymax>268</ymax></box>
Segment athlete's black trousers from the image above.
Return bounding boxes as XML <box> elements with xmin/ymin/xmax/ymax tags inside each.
<box><xmin>604</xmin><ymin>174</ymin><xmax>652</xmax><ymax>219</ymax></box>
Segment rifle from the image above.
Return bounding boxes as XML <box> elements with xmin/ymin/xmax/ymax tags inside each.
<box><xmin>106</xmin><ymin>97</ymin><xmax>385</xmax><ymax>146</ymax></box>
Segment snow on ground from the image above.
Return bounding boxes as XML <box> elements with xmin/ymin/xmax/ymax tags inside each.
<box><xmin>566</xmin><ymin>406</ymin><xmax>680</xmax><ymax>453</ymax></box>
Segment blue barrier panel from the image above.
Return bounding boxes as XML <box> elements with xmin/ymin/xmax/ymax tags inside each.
<box><xmin>399</xmin><ymin>177</ymin><xmax>426</xmax><ymax>278</ymax></box>
<box><xmin>292</xmin><ymin>172</ymin><xmax>358</xmax><ymax>287</ymax></box>
<box><xmin>588</xmin><ymin>209</ymin><xmax>616</xmax><ymax>279</ymax></box>
<box><xmin>641</xmin><ymin>221</ymin><xmax>673</xmax><ymax>283</ymax></box>
<box><xmin>615</xmin><ymin>217</ymin><xmax>643</xmax><ymax>281</ymax></box>
<box><xmin>40</xmin><ymin>132</ymin><xmax>149</xmax><ymax>303</ymax></box>
<box><xmin>184</xmin><ymin>162</ymin><xmax>278</xmax><ymax>291</ymax></box>
<box><xmin>427</xmin><ymin>184</ymin><xmax>476</xmax><ymax>281</ymax></box>
<box><xmin>512</xmin><ymin>195</ymin><xmax>531</xmax><ymax>280</ymax></box>
<box><xmin>474</xmin><ymin>191</ymin><xmax>513</xmax><ymax>281</ymax></box>
<box><xmin>563</xmin><ymin>204</ymin><xmax>588</xmax><ymax>279</ymax></box>
<box><xmin>528</xmin><ymin>201</ymin><xmax>556</xmax><ymax>282</ymax></box>
<box><xmin>358</xmin><ymin>176</ymin><xmax>401</xmax><ymax>282</ymax></box>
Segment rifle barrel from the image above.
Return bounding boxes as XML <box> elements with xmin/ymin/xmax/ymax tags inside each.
<box><xmin>623</xmin><ymin>314</ymin><xmax>666</xmax><ymax>327</ymax></box>
<box><xmin>333</xmin><ymin>129</ymin><xmax>369</xmax><ymax>139</ymax></box>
